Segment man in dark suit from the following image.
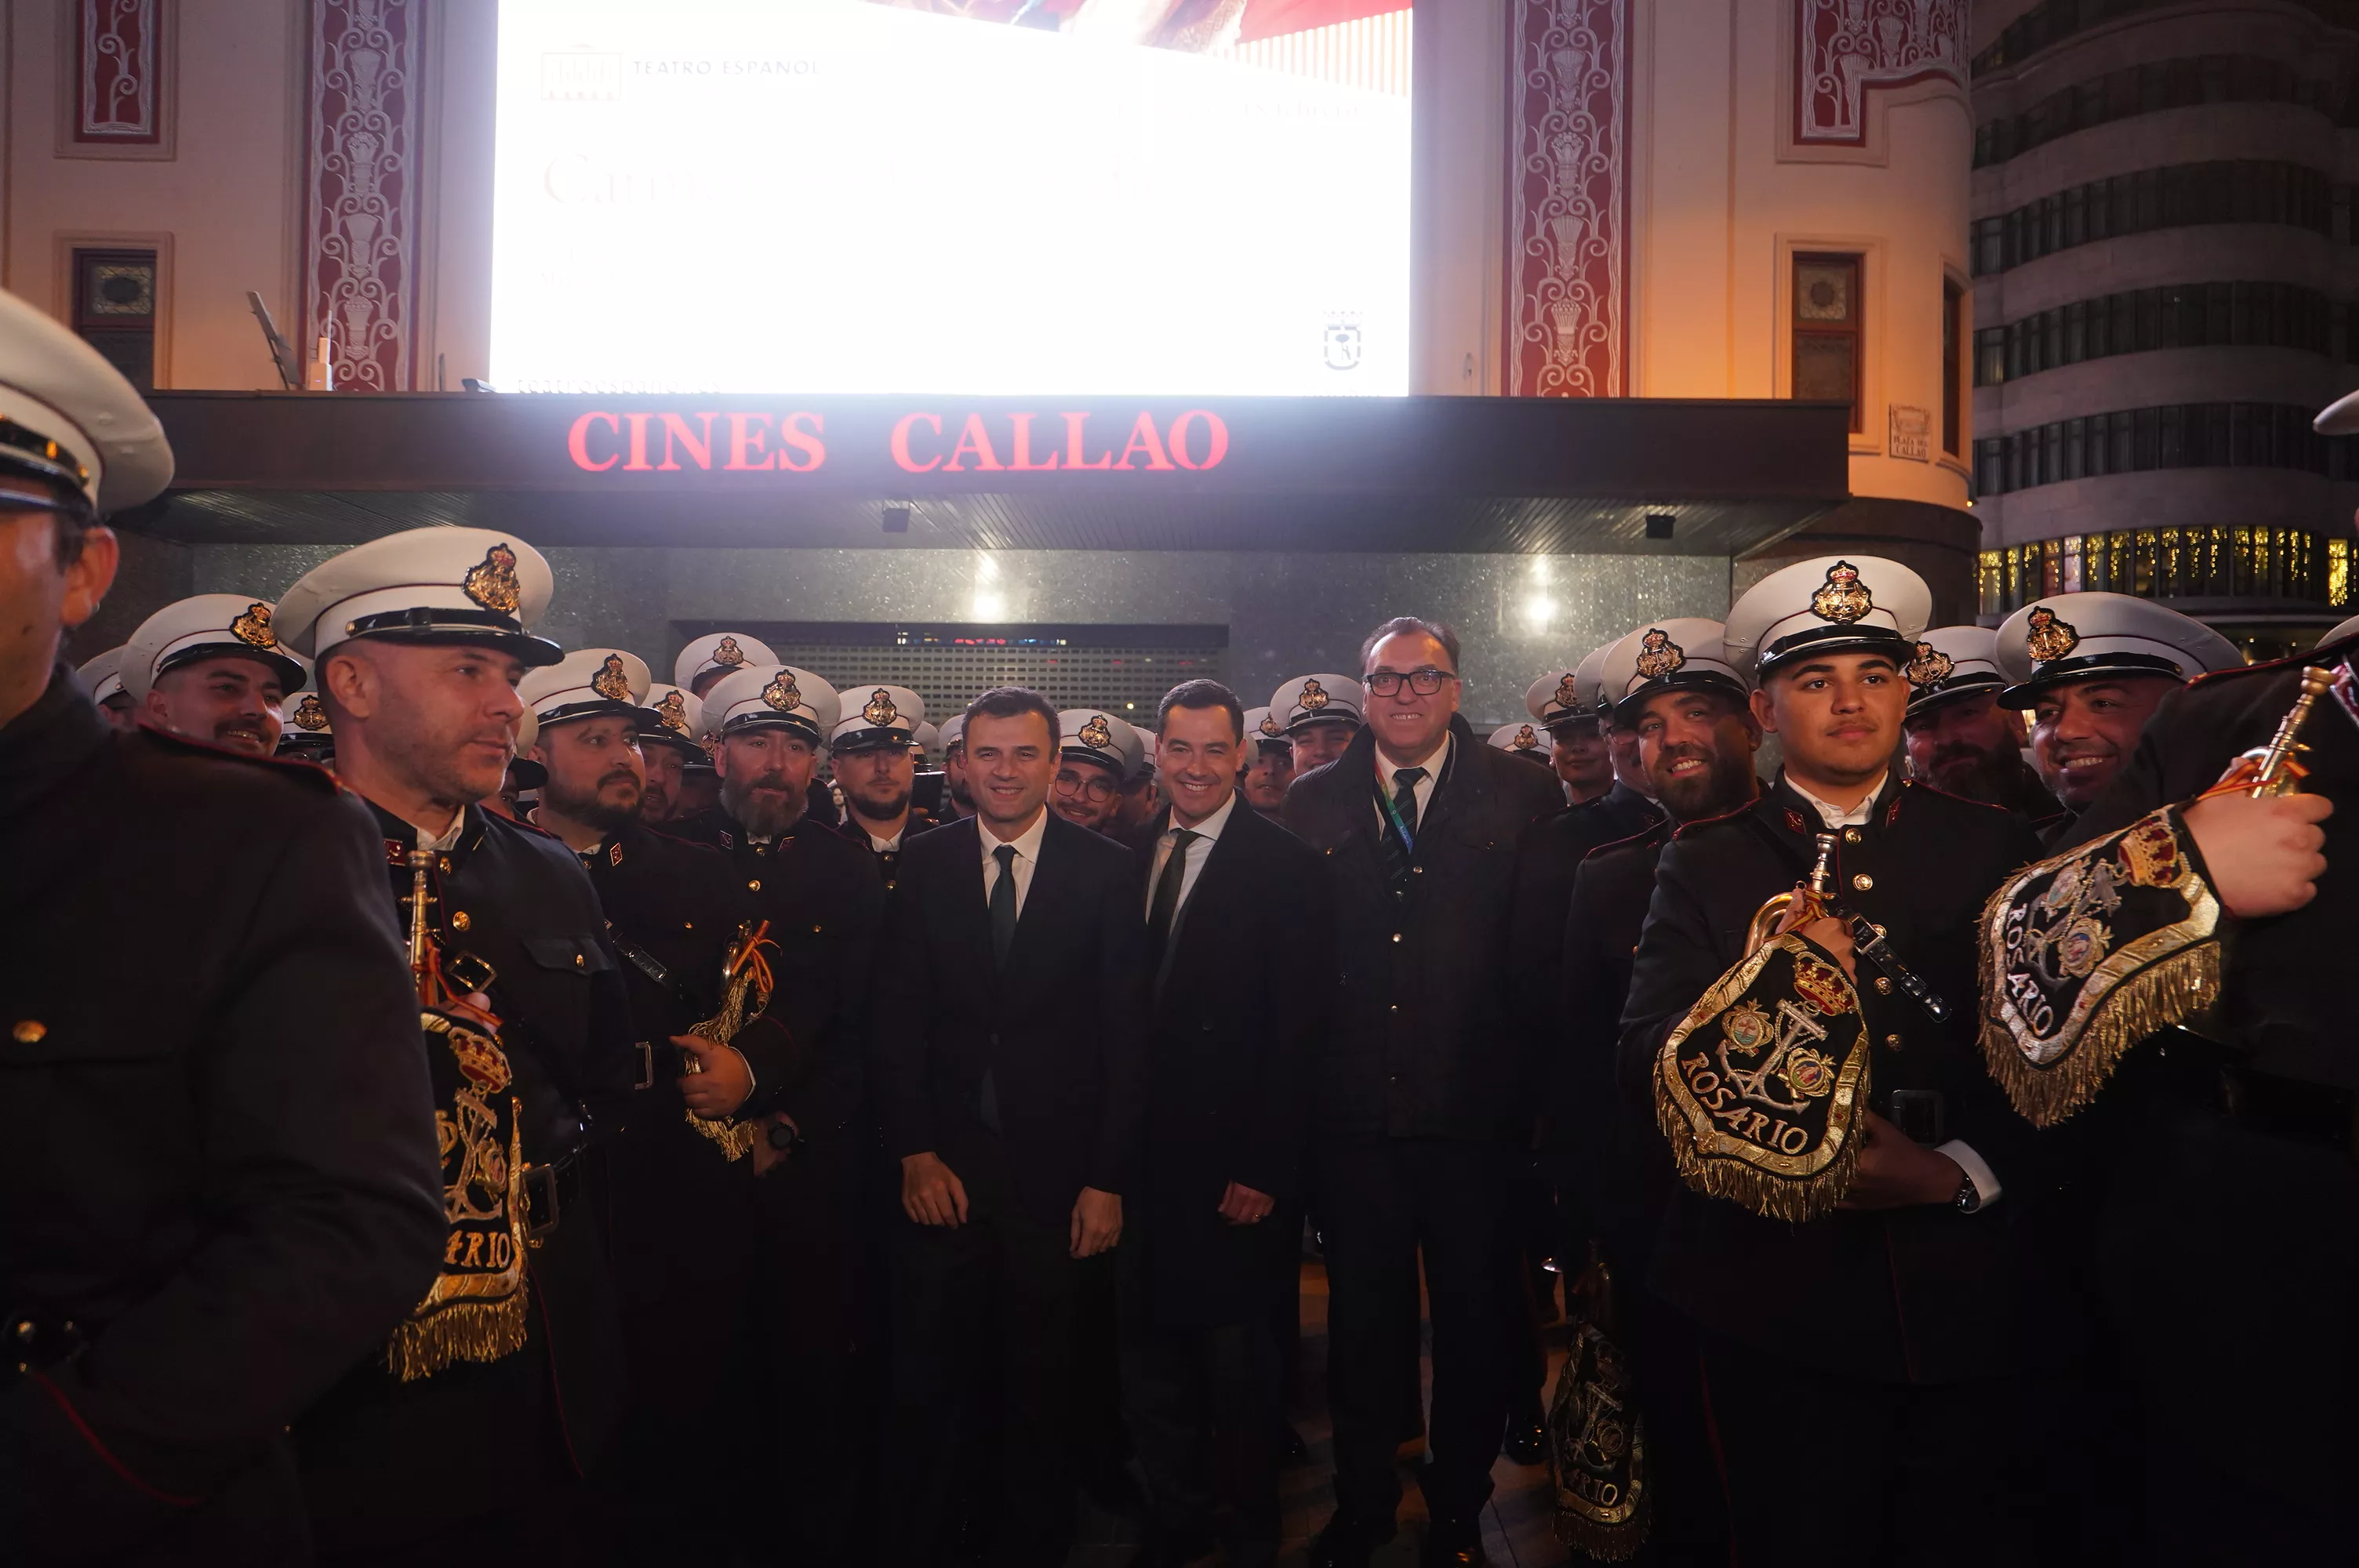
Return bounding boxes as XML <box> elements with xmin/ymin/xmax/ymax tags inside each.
<box><xmin>1284</xmin><ymin>618</ymin><xmax>1566</xmax><ymax>1568</ymax></box>
<box><xmin>875</xmin><ymin>686</ymin><xmax>1150</xmax><ymax>1567</ymax></box>
<box><xmin>1121</xmin><ymin>680</ymin><xmax>1329</xmax><ymax>1568</ymax></box>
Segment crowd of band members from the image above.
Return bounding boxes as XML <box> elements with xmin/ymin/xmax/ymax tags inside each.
<box><xmin>11</xmin><ymin>289</ymin><xmax>2359</xmax><ymax>1568</ymax></box>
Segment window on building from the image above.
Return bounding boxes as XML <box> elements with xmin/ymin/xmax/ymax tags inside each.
<box><xmin>1943</xmin><ymin>278</ymin><xmax>1964</xmax><ymax>456</ymax></box>
<box><xmin>1791</xmin><ymin>253</ymin><xmax>1863</xmax><ymax>433</ymax></box>
<box><xmin>71</xmin><ymin>248</ymin><xmax>157</xmax><ymax>392</ymax></box>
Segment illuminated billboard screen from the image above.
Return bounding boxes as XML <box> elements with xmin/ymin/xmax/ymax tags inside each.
<box><xmin>491</xmin><ymin>1</ymin><xmax>1412</xmax><ymax>397</ymax></box>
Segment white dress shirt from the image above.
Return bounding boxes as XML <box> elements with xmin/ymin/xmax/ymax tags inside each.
<box><xmin>1144</xmin><ymin>791</ymin><xmax>1238</xmax><ymax>920</ymax></box>
<box><xmin>1371</xmin><ymin>733</ymin><xmax>1452</xmax><ymax>836</ymax></box>
<box><xmin>1782</xmin><ymin>771</ymin><xmax>2003</xmax><ymax>1210</ymax></box>
<box><xmin>979</xmin><ymin>808</ymin><xmax>1050</xmax><ymax>919</ymax></box>
<box><xmin>865</xmin><ymin>825</ymin><xmax>907</xmax><ymax>855</ymax></box>
<box><xmin>411</xmin><ymin>806</ymin><xmax>467</xmax><ymax>853</ymax></box>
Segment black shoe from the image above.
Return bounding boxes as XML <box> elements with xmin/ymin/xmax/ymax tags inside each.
<box><xmin>1420</xmin><ymin>1515</ymin><xmax>1493</xmax><ymax>1567</ymax></box>
<box><xmin>1502</xmin><ymin>1417</ymin><xmax>1547</xmax><ymax>1466</ymax></box>
<box><xmin>1281</xmin><ymin>1422</ymin><xmax>1310</xmax><ymax>1468</ymax></box>
<box><xmin>1307</xmin><ymin>1513</ymin><xmax>1395</xmax><ymax>1568</ymax></box>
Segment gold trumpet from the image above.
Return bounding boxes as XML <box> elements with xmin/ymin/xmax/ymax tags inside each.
<box><xmin>2234</xmin><ymin>665</ymin><xmax>2334</xmax><ymax>797</ymax></box>
<box><xmin>1743</xmin><ymin>832</ymin><xmax>1841</xmax><ymax>953</ymax></box>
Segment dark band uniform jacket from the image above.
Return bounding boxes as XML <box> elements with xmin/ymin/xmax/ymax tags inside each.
<box><xmin>1129</xmin><ymin>800</ymin><xmax>1331</xmax><ymax>1327</ymax></box>
<box><xmin>671</xmin><ymin>811</ymin><xmax>886</xmax><ymax>1139</ymax></box>
<box><xmin>1518</xmin><ymin>781</ymin><xmax>1664</xmax><ymax>1001</ymax></box>
<box><xmin>1</xmin><ymin>673</ymin><xmax>444</xmax><ymax>1563</ymax></box>
<box><xmin>876</xmin><ymin>811</ymin><xmax>1151</xmax><ymax>1224</ymax></box>
<box><xmin>1619</xmin><ymin>775</ymin><xmax>2045</xmax><ymax>1385</ymax></box>
<box><xmin>577</xmin><ymin>820</ymin><xmax>776</xmax><ymax>1483</ymax></box>
<box><xmin>1283</xmin><ymin>713</ymin><xmax>1569</xmax><ymax>1141</ymax></box>
<box><xmin>2048</xmin><ymin>639</ymin><xmax>2359</xmax><ymax>1503</ymax></box>
<box><xmin>293</xmin><ymin>802</ymin><xmax>635</xmax><ymax>1552</ymax></box>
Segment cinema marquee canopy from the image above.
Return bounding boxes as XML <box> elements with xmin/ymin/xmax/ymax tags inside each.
<box><xmin>133</xmin><ymin>393</ymin><xmax>1852</xmax><ymax>557</ymax></box>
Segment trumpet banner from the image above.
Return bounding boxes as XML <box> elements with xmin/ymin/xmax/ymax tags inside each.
<box><xmin>1548</xmin><ymin>1319</ymin><xmax>1649</xmax><ymax>1560</ymax></box>
<box><xmin>1654</xmin><ymin>932</ymin><xmax>1872</xmax><ymax>1221</ymax></box>
<box><xmin>1979</xmin><ymin>808</ymin><xmax>2219</xmax><ymax>1128</ymax></box>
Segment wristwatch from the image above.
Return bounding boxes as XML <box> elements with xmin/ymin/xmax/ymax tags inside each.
<box><xmin>1952</xmin><ymin>1171</ymin><xmax>1983</xmax><ymax>1214</ymax></box>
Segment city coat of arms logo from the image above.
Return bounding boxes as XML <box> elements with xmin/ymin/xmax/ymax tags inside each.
<box><xmin>1079</xmin><ymin>713</ymin><xmax>1113</xmax><ymax>750</ymax></box>
<box><xmin>1324</xmin><ymin>318</ymin><xmax>1363</xmax><ymax>371</ymax></box>
<box><xmin>2025</xmin><ymin>607</ymin><xmax>2081</xmax><ymax>662</ymax></box>
<box><xmin>863</xmin><ymin>688</ymin><xmax>899</xmax><ymax>728</ymax></box>
<box><xmin>1634</xmin><ymin>629</ymin><xmax>1686</xmax><ymax>681</ymax></box>
<box><xmin>761</xmin><ymin>671</ymin><xmax>801</xmax><ymax>712</ymax></box>
<box><xmin>1906</xmin><ymin>642</ymin><xmax>1955</xmax><ymax>688</ymax></box>
<box><xmin>462</xmin><ymin>544</ymin><xmax>523</xmax><ymax>614</ymax></box>
<box><xmin>1810</xmin><ymin>561</ymin><xmax>1874</xmax><ymax>625</ymax></box>
<box><xmin>591</xmin><ymin>654</ymin><xmax>631</xmax><ymax>701</ymax></box>
<box><xmin>230</xmin><ymin>602</ymin><xmax>278</xmax><ymax>648</ymax></box>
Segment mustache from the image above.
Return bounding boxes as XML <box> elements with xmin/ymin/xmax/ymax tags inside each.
<box><xmin>2048</xmin><ymin>739</ymin><xmax>2118</xmax><ymax>761</ymax></box>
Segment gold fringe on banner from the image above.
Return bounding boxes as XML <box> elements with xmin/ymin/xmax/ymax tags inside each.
<box><xmin>384</xmin><ymin>1290</ymin><xmax>531</xmax><ymax>1382</ymax></box>
<box><xmin>682</xmin><ymin>920</ymin><xmax>776</xmax><ymax>1163</ymax></box>
<box><xmin>1652</xmin><ymin>935</ymin><xmax>1872</xmax><ymax>1224</ymax></box>
<box><xmin>1976</xmin><ymin>807</ymin><xmax>2222</xmax><ymax>1128</ymax></box>
<box><xmin>685</xmin><ymin>1112</ymin><xmax>760</xmax><ymax>1161</ymax></box>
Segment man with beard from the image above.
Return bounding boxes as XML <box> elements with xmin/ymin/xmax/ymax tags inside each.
<box><xmin>121</xmin><ymin>593</ymin><xmax>307</xmax><ymax>757</ymax></box>
<box><xmin>274</xmin><ymin>526</ymin><xmax>637</xmax><ymax>1559</ymax></box>
<box><xmin>0</xmin><ymin>284</ymin><xmax>442</xmax><ymax>1562</ymax></box>
<box><xmin>1900</xmin><ymin>626</ymin><xmax>2062</xmax><ymax>827</ymax></box>
<box><xmin>1621</xmin><ymin>558</ymin><xmax>2046</xmax><ymax>1564</ymax></box>
<box><xmin>517</xmin><ymin>648</ymin><xmax>787</xmax><ymax>1557</ymax></box>
<box><xmin>1992</xmin><ymin>593</ymin><xmax>2241</xmax><ymax>845</ymax></box>
<box><xmin>940</xmin><ymin>713</ymin><xmax>977</xmax><ymax>819</ymax></box>
<box><xmin>1525</xmin><ymin>666</ymin><xmax>1615</xmax><ymax>806</ymax></box>
<box><xmin>1551</xmin><ymin>619</ymin><xmax>1757</xmax><ymax>1561</ymax></box>
<box><xmin>1054</xmin><ymin>707</ymin><xmax>1143</xmax><ymax>836</ymax></box>
<box><xmin>684</xmin><ymin>661</ymin><xmax>888</xmax><ymax>1564</ymax></box>
<box><xmin>1270</xmin><ymin>673</ymin><xmax>1364</xmax><ymax>778</ymax></box>
<box><xmin>75</xmin><ymin>643</ymin><xmax>137</xmax><ymax>730</ymax></box>
<box><xmin>1240</xmin><ymin>706</ymin><xmax>1295</xmax><ymax>811</ymax></box>
<box><xmin>830</xmin><ymin>682</ymin><xmax>936</xmax><ymax>888</ymax></box>
<box><xmin>634</xmin><ymin>682</ymin><xmax>703</xmax><ymax>823</ymax></box>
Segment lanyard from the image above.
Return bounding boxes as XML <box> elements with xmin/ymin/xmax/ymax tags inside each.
<box><xmin>1375</xmin><ymin>773</ymin><xmax>1417</xmax><ymax>856</ymax></box>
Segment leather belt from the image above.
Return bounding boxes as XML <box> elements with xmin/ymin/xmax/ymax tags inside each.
<box><xmin>525</xmin><ymin>1150</ymin><xmax>584</xmax><ymax>1239</ymax></box>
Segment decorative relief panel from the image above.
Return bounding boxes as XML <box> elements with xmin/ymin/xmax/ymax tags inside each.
<box><xmin>1504</xmin><ymin>0</ymin><xmax>1629</xmax><ymax>398</ymax></box>
<box><xmin>1794</xmin><ymin>0</ymin><xmax>1967</xmax><ymax>147</ymax></box>
<box><xmin>65</xmin><ymin>0</ymin><xmax>172</xmax><ymax>158</ymax></box>
<box><xmin>304</xmin><ymin>0</ymin><xmax>422</xmax><ymax>391</ymax></box>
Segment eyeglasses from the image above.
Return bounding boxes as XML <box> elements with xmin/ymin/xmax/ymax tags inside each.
<box><xmin>1365</xmin><ymin>667</ymin><xmax>1457</xmax><ymax>697</ymax></box>
<box><xmin>1054</xmin><ymin>769</ymin><xmax>1117</xmax><ymax>802</ymax></box>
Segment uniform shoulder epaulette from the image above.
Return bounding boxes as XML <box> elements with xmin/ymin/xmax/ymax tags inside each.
<box><xmin>1583</xmin><ymin>817</ymin><xmax>1670</xmax><ymax>860</ymax></box>
<box><xmin>133</xmin><ymin>724</ymin><xmax>342</xmax><ymax>794</ymax></box>
<box><xmin>1899</xmin><ymin>779</ymin><xmax>2012</xmax><ymax>814</ymax></box>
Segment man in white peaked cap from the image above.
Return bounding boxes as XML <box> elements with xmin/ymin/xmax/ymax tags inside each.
<box><xmin>122</xmin><ymin>592</ymin><xmax>307</xmax><ymax>757</ymax></box>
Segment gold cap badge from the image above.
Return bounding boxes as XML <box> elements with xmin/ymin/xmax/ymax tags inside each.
<box><xmin>1810</xmin><ymin>561</ymin><xmax>1874</xmax><ymax>626</ymax></box>
<box><xmin>713</xmin><ymin>635</ymin><xmax>745</xmax><ymax>667</ymax></box>
<box><xmin>1552</xmin><ymin>673</ymin><xmax>1579</xmax><ymax>711</ymax></box>
<box><xmin>293</xmin><ymin>693</ymin><xmax>329</xmax><ymax>731</ymax></box>
<box><xmin>761</xmin><ymin>671</ymin><xmax>801</xmax><ymax>712</ymax></box>
<box><xmin>1079</xmin><ymin>713</ymin><xmax>1112</xmax><ymax>750</ymax></box>
<box><xmin>2025</xmin><ymin>606</ymin><xmax>2081</xmax><ymax>662</ymax></box>
<box><xmin>656</xmin><ymin>690</ymin><xmax>690</xmax><ymax>736</ymax></box>
<box><xmin>462</xmin><ymin>543</ymin><xmax>523</xmax><ymax>615</ymax></box>
<box><xmin>1634</xmin><ymin>628</ymin><xmax>1686</xmax><ymax>681</ymax></box>
<box><xmin>1299</xmin><ymin>678</ymin><xmax>1329</xmax><ymax>712</ymax></box>
<box><xmin>591</xmin><ymin>654</ymin><xmax>631</xmax><ymax>702</ymax></box>
<box><xmin>863</xmin><ymin>688</ymin><xmax>899</xmax><ymax>727</ymax></box>
<box><xmin>1905</xmin><ymin>641</ymin><xmax>1955</xmax><ymax>688</ymax></box>
<box><xmin>1511</xmin><ymin>724</ymin><xmax>1540</xmax><ymax>750</ymax></box>
<box><xmin>230</xmin><ymin>602</ymin><xmax>278</xmax><ymax>648</ymax></box>
<box><xmin>1259</xmin><ymin>713</ymin><xmax>1284</xmax><ymax>737</ymax></box>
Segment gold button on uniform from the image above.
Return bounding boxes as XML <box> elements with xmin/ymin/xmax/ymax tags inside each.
<box><xmin>451</xmin><ymin>910</ymin><xmax>471</xmax><ymax>932</ymax></box>
<box><xmin>747</xmin><ymin>880</ymin><xmax>761</xmax><ymax>892</ymax></box>
<box><xmin>1874</xmin><ymin>976</ymin><xmax>1892</xmax><ymax>994</ymax></box>
<box><xmin>11</xmin><ymin>1020</ymin><xmax>44</xmax><ymax>1044</ymax></box>
<box><xmin>572</xmin><ymin>953</ymin><xmax>583</xmax><ymax>967</ymax></box>
<box><xmin>1885</xmin><ymin>1033</ymin><xmax>1903</xmax><ymax>1050</ymax></box>
<box><xmin>1390</xmin><ymin>932</ymin><xmax>1403</xmax><ymax>944</ymax></box>
<box><xmin>1842</xmin><ymin>828</ymin><xmax>1862</xmax><ymax>844</ymax></box>
<box><xmin>1851</xmin><ymin>873</ymin><xmax>1873</xmax><ymax>892</ymax></box>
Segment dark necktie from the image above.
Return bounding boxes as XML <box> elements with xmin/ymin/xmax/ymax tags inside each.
<box><xmin>1377</xmin><ymin>766</ymin><xmax>1427</xmax><ymax>884</ymax></box>
<box><xmin>982</xmin><ymin>843</ymin><xmax>1020</xmax><ymax>1134</ymax></box>
<box><xmin>989</xmin><ymin>844</ymin><xmax>1019</xmax><ymax>966</ymax></box>
<box><xmin>1146</xmin><ymin>829</ymin><xmax>1201</xmax><ymax>964</ymax></box>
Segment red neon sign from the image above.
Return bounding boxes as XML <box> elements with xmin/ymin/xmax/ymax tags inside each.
<box><xmin>565</xmin><ymin>408</ymin><xmax>1228</xmax><ymax>477</ymax></box>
